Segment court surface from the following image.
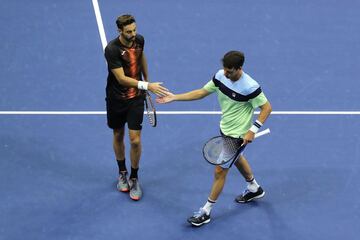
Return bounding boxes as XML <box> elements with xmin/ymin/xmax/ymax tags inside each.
<box><xmin>1</xmin><ymin>1</ymin><xmax>359</xmax><ymax>240</ymax></box>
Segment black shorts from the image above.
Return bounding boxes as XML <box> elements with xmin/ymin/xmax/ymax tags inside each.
<box><xmin>106</xmin><ymin>96</ymin><xmax>144</xmax><ymax>130</ymax></box>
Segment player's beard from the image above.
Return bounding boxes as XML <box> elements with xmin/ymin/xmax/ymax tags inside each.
<box><xmin>123</xmin><ymin>35</ymin><xmax>135</xmax><ymax>44</ymax></box>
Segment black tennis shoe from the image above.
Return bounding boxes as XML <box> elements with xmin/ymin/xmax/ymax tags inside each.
<box><xmin>235</xmin><ymin>186</ymin><xmax>265</xmax><ymax>203</ymax></box>
<box><xmin>187</xmin><ymin>208</ymin><xmax>211</xmax><ymax>227</ymax></box>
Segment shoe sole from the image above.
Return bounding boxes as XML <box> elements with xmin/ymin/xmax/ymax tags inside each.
<box><xmin>118</xmin><ymin>188</ymin><xmax>129</xmax><ymax>192</ymax></box>
<box><xmin>130</xmin><ymin>195</ymin><xmax>141</xmax><ymax>201</ymax></box>
<box><xmin>235</xmin><ymin>191</ymin><xmax>265</xmax><ymax>203</ymax></box>
<box><xmin>117</xmin><ymin>184</ymin><xmax>129</xmax><ymax>192</ymax></box>
<box><xmin>188</xmin><ymin>218</ymin><xmax>211</xmax><ymax>227</ymax></box>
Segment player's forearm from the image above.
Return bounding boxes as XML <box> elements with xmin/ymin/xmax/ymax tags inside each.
<box><xmin>257</xmin><ymin>101</ymin><xmax>272</xmax><ymax>124</ymax></box>
<box><xmin>141</xmin><ymin>53</ymin><xmax>149</xmax><ymax>81</ymax></box>
<box><xmin>116</xmin><ymin>75</ymin><xmax>140</xmax><ymax>88</ymax></box>
<box><xmin>112</xmin><ymin>68</ymin><xmax>144</xmax><ymax>88</ymax></box>
<box><xmin>174</xmin><ymin>89</ymin><xmax>208</xmax><ymax>101</ymax></box>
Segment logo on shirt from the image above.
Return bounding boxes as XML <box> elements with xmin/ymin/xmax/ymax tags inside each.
<box><xmin>121</xmin><ymin>50</ymin><xmax>126</xmax><ymax>55</ymax></box>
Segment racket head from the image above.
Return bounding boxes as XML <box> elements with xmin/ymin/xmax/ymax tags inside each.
<box><xmin>202</xmin><ymin>135</ymin><xmax>243</xmax><ymax>165</ymax></box>
<box><xmin>144</xmin><ymin>92</ymin><xmax>157</xmax><ymax>127</ymax></box>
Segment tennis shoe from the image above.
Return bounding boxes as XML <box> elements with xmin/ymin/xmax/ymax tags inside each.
<box><xmin>117</xmin><ymin>172</ymin><xmax>129</xmax><ymax>192</ymax></box>
<box><xmin>129</xmin><ymin>178</ymin><xmax>142</xmax><ymax>201</ymax></box>
<box><xmin>235</xmin><ymin>186</ymin><xmax>265</xmax><ymax>203</ymax></box>
<box><xmin>187</xmin><ymin>208</ymin><xmax>211</xmax><ymax>227</ymax></box>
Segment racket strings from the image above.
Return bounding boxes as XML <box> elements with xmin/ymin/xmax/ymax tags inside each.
<box><xmin>145</xmin><ymin>93</ymin><xmax>157</xmax><ymax>127</ymax></box>
<box><xmin>202</xmin><ymin>136</ymin><xmax>242</xmax><ymax>165</ymax></box>
<box><xmin>221</xmin><ymin>137</ymin><xmax>242</xmax><ymax>160</ymax></box>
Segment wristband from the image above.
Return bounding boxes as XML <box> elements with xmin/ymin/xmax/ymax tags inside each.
<box><xmin>249</xmin><ymin>125</ymin><xmax>259</xmax><ymax>133</ymax></box>
<box><xmin>137</xmin><ymin>81</ymin><xmax>149</xmax><ymax>90</ymax></box>
<box><xmin>249</xmin><ymin>120</ymin><xmax>263</xmax><ymax>134</ymax></box>
<box><xmin>254</xmin><ymin>120</ymin><xmax>263</xmax><ymax>128</ymax></box>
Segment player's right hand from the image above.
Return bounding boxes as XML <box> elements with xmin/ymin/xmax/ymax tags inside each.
<box><xmin>156</xmin><ymin>92</ymin><xmax>175</xmax><ymax>104</ymax></box>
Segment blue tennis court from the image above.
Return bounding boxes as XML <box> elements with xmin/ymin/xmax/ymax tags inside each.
<box><xmin>1</xmin><ymin>1</ymin><xmax>359</xmax><ymax>239</ymax></box>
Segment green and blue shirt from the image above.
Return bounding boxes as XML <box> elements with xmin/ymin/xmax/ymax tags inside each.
<box><xmin>203</xmin><ymin>70</ymin><xmax>268</xmax><ymax>138</ymax></box>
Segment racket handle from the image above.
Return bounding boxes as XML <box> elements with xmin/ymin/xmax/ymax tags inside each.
<box><xmin>254</xmin><ymin>128</ymin><xmax>270</xmax><ymax>138</ymax></box>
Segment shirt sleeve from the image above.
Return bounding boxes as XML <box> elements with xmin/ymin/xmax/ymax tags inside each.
<box><xmin>249</xmin><ymin>92</ymin><xmax>268</xmax><ymax>109</ymax></box>
<box><xmin>104</xmin><ymin>45</ymin><xmax>123</xmax><ymax>69</ymax></box>
<box><xmin>202</xmin><ymin>79</ymin><xmax>217</xmax><ymax>93</ymax></box>
<box><xmin>136</xmin><ymin>34</ymin><xmax>145</xmax><ymax>49</ymax></box>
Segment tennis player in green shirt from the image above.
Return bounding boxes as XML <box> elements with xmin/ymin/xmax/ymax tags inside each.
<box><xmin>157</xmin><ymin>50</ymin><xmax>272</xmax><ymax>226</ymax></box>
<box><xmin>157</xmin><ymin>51</ymin><xmax>271</xmax><ymax>226</ymax></box>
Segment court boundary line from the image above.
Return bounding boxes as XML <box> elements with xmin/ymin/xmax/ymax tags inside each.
<box><xmin>92</xmin><ymin>0</ymin><xmax>107</xmax><ymax>50</ymax></box>
<box><xmin>80</xmin><ymin>4</ymin><xmax>360</xmax><ymax>117</ymax></box>
<box><xmin>1</xmin><ymin>111</ymin><xmax>360</xmax><ymax>115</ymax></box>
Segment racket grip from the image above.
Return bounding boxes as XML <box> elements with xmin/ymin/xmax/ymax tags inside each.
<box><xmin>254</xmin><ymin>128</ymin><xmax>270</xmax><ymax>138</ymax></box>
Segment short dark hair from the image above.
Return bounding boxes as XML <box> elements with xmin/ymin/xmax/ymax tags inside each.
<box><xmin>116</xmin><ymin>14</ymin><xmax>136</xmax><ymax>30</ymax></box>
<box><xmin>222</xmin><ymin>51</ymin><xmax>245</xmax><ymax>69</ymax></box>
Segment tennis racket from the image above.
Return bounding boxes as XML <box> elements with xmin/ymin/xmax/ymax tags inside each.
<box><xmin>202</xmin><ymin>128</ymin><xmax>270</xmax><ymax>165</ymax></box>
<box><xmin>144</xmin><ymin>91</ymin><xmax>157</xmax><ymax>127</ymax></box>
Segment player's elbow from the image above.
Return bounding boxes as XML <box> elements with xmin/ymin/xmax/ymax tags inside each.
<box><xmin>111</xmin><ymin>69</ymin><xmax>127</xmax><ymax>84</ymax></box>
<box><xmin>261</xmin><ymin>101</ymin><xmax>272</xmax><ymax>115</ymax></box>
<box><xmin>266</xmin><ymin>102</ymin><xmax>272</xmax><ymax>113</ymax></box>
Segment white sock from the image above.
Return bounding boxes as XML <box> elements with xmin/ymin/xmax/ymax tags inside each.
<box><xmin>202</xmin><ymin>198</ymin><xmax>216</xmax><ymax>215</ymax></box>
<box><xmin>247</xmin><ymin>178</ymin><xmax>260</xmax><ymax>193</ymax></box>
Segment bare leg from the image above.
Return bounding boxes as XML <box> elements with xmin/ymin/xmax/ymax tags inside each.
<box><xmin>113</xmin><ymin>128</ymin><xmax>125</xmax><ymax>160</ymax></box>
<box><xmin>128</xmin><ymin>129</ymin><xmax>142</xmax><ymax>169</ymax></box>
<box><xmin>208</xmin><ymin>166</ymin><xmax>230</xmax><ymax>201</ymax></box>
<box><xmin>234</xmin><ymin>155</ymin><xmax>254</xmax><ymax>181</ymax></box>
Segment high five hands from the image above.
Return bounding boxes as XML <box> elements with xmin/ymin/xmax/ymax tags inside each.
<box><xmin>156</xmin><ymin>92</ymin><xmax>175</xmax><ymax>104</ymax></box>
<box><xmin>148</xmin><ymin>82</ymin><xmax>170</xmax><ymax>97</ymax></box>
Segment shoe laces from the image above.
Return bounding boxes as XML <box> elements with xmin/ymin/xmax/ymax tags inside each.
<box><xmin>119</xmin><ymin>173</ymin><xmax>127</xmax><ymax>182</ymax></box>
<box><xmin>193</xmin><ymin>208</ymin><xmax>206</xmax><ymax>218</ymax></box>
<box><xmin>242</xmin><ymin>189</ymin><xmax>250</xmax><ymax>195</ymax></box>
<box><xmin>130</xmin><ymin>179</ymin><xmax>138</xmax><ymax>191</ymax></box>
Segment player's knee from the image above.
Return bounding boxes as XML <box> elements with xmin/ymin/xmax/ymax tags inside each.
<box><xmin>113</xmin><ymin>129</ymin><xmax>124</xmax><ymax>142</ymax></box>
<box><xmin>214</xmin><ymin>166</ymin><xmax>227</xmax><ymax>179</ymax></box>
<box><xmin>129</xmin><ymin>137</ymin><xmax>141</xmax><ymax>148</ymax></box>
<box><xmin>114</xmin><ymin>136</ymin><xmax>124</xmax><ymax>146</ymax></box>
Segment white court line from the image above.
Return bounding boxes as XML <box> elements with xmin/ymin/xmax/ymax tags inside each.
<box><xmin>85</xmin><ymin>3</ymin><xmax>359</xmax><ymax>116</ymax></box>
<box><xmin>1</xmin><ymin>111</ymin><xmax>360</xmax><ymax>115</ymax></box>
<box><xmin>2</xmin><ymin>4</ymin><xmax>358</xmax><ymax>117</ymax></box>
<box><xmin>82</xmin><ymin>4</ymin><xmax>360</xmax><ymax>117</ymax></box>
<box><xmin>92</xmin><ymin>0</ymin><xmax>107</xmax><ymax>50</ymax></box>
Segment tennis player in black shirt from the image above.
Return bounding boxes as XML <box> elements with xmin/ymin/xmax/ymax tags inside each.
<box><xmin>104</xmin><ymin>14</ymin><xmax>168</xmax><ymax>201</ymax></box>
